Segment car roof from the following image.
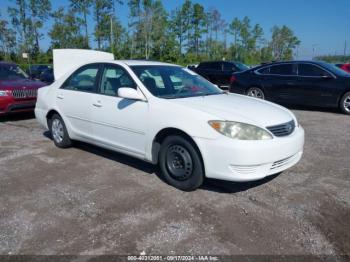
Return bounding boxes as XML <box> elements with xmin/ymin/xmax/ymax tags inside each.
<box><xmin>255</xmin><ymin>60</ymin><xmax>331</xmax><ymax>69</ymax></box>
<box><xmin>117</xmin><ymin>60</ymin><xmax>179</xmax><ymax>67</ymax></box>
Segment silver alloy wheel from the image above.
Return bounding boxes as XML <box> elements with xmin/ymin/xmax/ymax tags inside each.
<box><xmin>52</xmin><ymin>119</ymin><xmax>64</xmax><ymax>143</ymax></box>
<box><xmin>247</xmin><ymin>87</ymin><xmax>265</xmax><ymax>99</ymax></box>
<box><xmin>343</xmin><ymin>95</ymin><xmax>350</xmax><ymax>112</ymax></box>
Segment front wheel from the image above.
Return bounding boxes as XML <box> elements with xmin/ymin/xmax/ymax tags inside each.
<box><xmin>159</xmin><ymin>136</ymin><xmax>204</xmax><ymax>191</ymax></box>
<box><xmin>49</xmin><ymin>114</ymin><xmax>72</xmax><ymax>148</ymax></box>
<box><xmin>247</xmin><ymin>87</ymin><xmax>265</xmax><ymax>100</ymax></box>
<box><xmin>340</xmin><ymin>91</ymin><xmax>350</xmax><ymax>115</ymax></box>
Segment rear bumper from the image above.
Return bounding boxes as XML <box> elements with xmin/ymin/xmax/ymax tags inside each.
<box><xmin>194</xmin><ymin>126</ymin><xmax>305</xmax><ymax>182</ymax></box>
<box><xmin>34</xmin><ymin>107</ymin><xmax>48</xmax><ymax>129</ymax></box>
<box><xmin>0</xmin><ymin>97</ymin><xmax>36</xmax><ymax>115</ymax></box>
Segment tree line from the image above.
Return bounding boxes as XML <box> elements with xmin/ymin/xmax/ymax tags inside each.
<box><xmin>314</xmin><ymin>55</ymin><xmax>350</xmax><ymax>63</ymax></box>
<box><xmin>0</xmin><ymin>0</ymin><xmax>301</xmax><ymax>65</ymax></box>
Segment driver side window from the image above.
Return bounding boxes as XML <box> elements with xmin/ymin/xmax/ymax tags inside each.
<box><xmin>99</xmin><ymin>65</ymin><xmax>136</xmax><ymax>96</ymax></box>
<box><xmin>298</xmin><ymin>64</ymin><xmax>329</xmax><ymax>77</ymax></box>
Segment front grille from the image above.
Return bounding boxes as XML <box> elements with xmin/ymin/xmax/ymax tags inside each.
<box><xmin>266</xmin><ymin>120</ymin><xmax>295</xmax><ymax>137</ymax></box>
<box><xmin>11</xmin><ymin>89</ymin><xmax>37</xmax><ymax>99</ymax></box>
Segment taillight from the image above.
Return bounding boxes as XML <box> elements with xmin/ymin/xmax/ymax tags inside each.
<box><xmin>230</xmin><ymin>75</ymin><xmax>237</xmax><ymax>85</ymax></box>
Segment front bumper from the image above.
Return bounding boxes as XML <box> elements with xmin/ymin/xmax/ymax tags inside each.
<box><xmin>194</xmin><ymin>126</ymin><xmax>305</xmax><ymax>182</ymax></box>
<box><xmin>0</xmin><ymin>97</ymin><xmax>36</xmax><ymax>115</ymax></box>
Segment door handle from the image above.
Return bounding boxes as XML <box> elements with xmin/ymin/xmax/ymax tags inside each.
<box><xmin>57</xmin><ymin>94</ymin><xmax>64</xmax><ymax>99</ymax></box>
<box><xmin>92</xmin><ymin>101</ymin><xmax>102</xmax><ymax>107</ymax></box>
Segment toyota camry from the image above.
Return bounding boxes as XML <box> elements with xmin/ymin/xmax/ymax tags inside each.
<box><xmin>35</xmin><ymin>49</ymin><xmax>304</xmax><ymax>191</ymax></box>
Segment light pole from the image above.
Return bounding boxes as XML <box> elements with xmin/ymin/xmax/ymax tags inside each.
<box><xmin>312</xmin><ymin>44</ymin><xmax>317</xmax><ymax>59</ymax></box>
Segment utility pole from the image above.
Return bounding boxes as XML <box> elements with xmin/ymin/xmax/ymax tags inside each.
<box><xmin>344</xmin><ymin>40</ymin><xmax>347</xmax><ymax>56</ymax></box>
<box><xmin>110</xmin><ymin>15</ymin><xmax>114</xmax><ymax>54</ymax></box>
<box><xmin>312</xmin><ymin>44</ymin><xmax>317</xmax><ymax>59</ymax></box>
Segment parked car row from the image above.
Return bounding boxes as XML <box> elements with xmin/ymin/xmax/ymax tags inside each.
<box><xmin>1</xmin><ymin>50</ymin><xmax>347</xmax><ymax>191</ymax></box>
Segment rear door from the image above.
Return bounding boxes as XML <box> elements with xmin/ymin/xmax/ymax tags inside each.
<box><xmin>56</xmin><ymin>63</ymin><xmax>102</xmax><ymax>139</ymax></box>
<box><xmin>259</xmin><ymin>64</ymin><xmax>298</xmax><ymax>103</ymax></box>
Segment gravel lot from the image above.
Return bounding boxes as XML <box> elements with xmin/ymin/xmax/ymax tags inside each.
<box><xmin>0</xmin><ymin>109</ymin><xmax>349</xmax><ymax>258</ymax></box>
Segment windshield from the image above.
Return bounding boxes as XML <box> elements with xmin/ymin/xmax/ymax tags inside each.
<box><xmin>131</xmin><ymin>65</ymin><xmax>224</xmax><ymax>99</ymax></box>
<box><xmin>0</xmin><ymin>65</ymin><xmax>29</xmax><ymax>80</ymax></box>
<box><xmin>318</xmin><ymin>61</ymin><xmax>350</xmax><ymax>77</ymax></box>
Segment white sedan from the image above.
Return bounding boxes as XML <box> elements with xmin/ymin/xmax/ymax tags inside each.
<box><xmin>35</xmin><ymin>49</ymin><xmax>304</xmax><ymax>191</ymax></box>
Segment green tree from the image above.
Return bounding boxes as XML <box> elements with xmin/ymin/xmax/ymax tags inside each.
<box><xmin>0</xmin><ymin>16</ymin><xmax>16</xmax><ymax>60</ymax></box>
<box><xmin>229</xmin><ymin>18</ymin><xmax>242</xmax><ymax>59</ymax></box>
<box><xmin>49</xmin><ymin>7</ymin><xmax>86</xmax><ymax>49</ymax></box>
<box><xmin>270</xmin><ymin>25</ymin><xmax>300</xmax><ymax>60</ymax></box>
<box><xmin>93</xmin><ymin>0</ymin><xmax>114</xmax><ymax>50</ymax></box>
<box><xmin>70</xmin><ymin>0</ymin><xmax>93</xmax><ymax>48</ymax></box>
<box><xmin>192</xmin><ymin>3</ymin><xmax>206</xmax><ymax>56</ymax></box>
<box><xmin>8</xmin><ymin>0</ymin><xmax>30</xmax><ymax>53</ymax></box>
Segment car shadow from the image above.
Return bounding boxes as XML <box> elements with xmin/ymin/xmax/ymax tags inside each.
<box><xmin>200</xmin><ymin>174</ymin><xmax>280</xmax><ymax>194</ymax></box>
<box><xmin>43</xmin><ymin>130</ymin><xmax>280</xmax><ymax>194</ymax></box>
<box><xmin>0</xmin><ymin>112</ymin><xmax>35</xmax><ymax>122</ymax></box>
<box><xmin>43</xmin><ymin>131</ymin><xmax>155</xmax><ymax>175</ymax></box>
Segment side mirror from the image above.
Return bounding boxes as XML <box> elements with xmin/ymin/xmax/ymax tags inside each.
<box><xmin>118</xmin><ymin>87</ymin><xmax>146</xmax><ymax>101</ymax></box>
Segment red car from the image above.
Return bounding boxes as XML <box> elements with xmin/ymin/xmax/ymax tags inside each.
<box><xmin>0</xmin><ymin>62</ymin><xmax>46</xmax><ymax>115</ymax></box>
<box><xmin>336</xmin><ymin>63</ymin><xmax>350</xmax><ymax>74</ymax></box>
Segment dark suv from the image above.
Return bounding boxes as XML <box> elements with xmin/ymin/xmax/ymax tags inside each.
<box><xmin>191</xmin><ymin>61</ymin><xmax>249</xmax><ymax>89</ymax></box>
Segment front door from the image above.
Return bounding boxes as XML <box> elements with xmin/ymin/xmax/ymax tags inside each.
<box><xmin>296</xmin><ymin>63</ymin><xmax>338</xmax><ymax>106</ymax></box>
<box><xmin>91</xmin><ymin>64</ymin><xmax>149</xmax><ymax>158</ymax></box>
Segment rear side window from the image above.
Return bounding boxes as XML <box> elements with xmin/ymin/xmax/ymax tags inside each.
<box><xmin>61</xmin><ymin>64</ymin><xmax>100</xmax><ymax>92</ymax></box>
<box><xmin>298</xmin><ymin>64</ymin><xmax>328</xmax><ymax>77</ymax></box>
<box><xmin>269</xmin><ymin>64</ymin><xmax>296</xmax><ymax>75</ymax></box>
<box><xmin>257</xmin><ymin>66</ymin><xmax>270</xmax><ymax>74</ymax></box>
<box><xmin>211</xmin><ymin>62</ymin><xmax>222</xmax><ymax>71</ymax></box>
<box><xmin>199</xmin><ymin>62</ymin><xmax>222</xmax><ymax>70</ymax></box>
<box><xmin>223</xmin><ymin>62</ymin><xmax>236</xmax><ymax>71</ymax></box>
<box><xmin>198</xmin><ymin>62</ymin><xmax>209</xmax><ymax>69</ymax></box>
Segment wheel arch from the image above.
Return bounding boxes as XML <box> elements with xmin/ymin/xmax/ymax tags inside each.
<box><xmin>338</xmin><ymin>89</ymin><xmax>350</xmax><ymax>105</ymax></box>
<box><xmin>46</xmin><ymin>109</ymin><xmax>60</xmax><ymax>123</ymax></box>
<box><xmin>151</xmin><ymin>127</ymin><xmax>204</xmax><ymax>168</ymax></box>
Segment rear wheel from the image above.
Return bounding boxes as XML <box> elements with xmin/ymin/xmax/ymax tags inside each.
<box><xmin>49</xmin><ymin>114</ymin><xmax>72</xmax><ymax>148</ymax></box>
<box><xmin>159</xmin><ymin>135</ymin><xmax>204</xmax><ymax>191</ymax></box>
<box><xmin>340</xmin><ymin>91</ymin><xmax>350</xmax><ymax>115</ymax></box>
<box><xmin>247</xmin><ymin>87</ymin><xmax>265</xmax><ymax>100</ymax></box>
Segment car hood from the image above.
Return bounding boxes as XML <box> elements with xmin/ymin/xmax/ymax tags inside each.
<box><xmin>168</xmin><ymin>93</ymin><xmax>295</xmax><ymax>127</ymax></box>
<box><xmin>0</xmin><ymin>78</ymin><xmax>46</xmax><ymax>90</ymax></box>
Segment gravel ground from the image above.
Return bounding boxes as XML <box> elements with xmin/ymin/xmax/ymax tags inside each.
<box><xmin>0</xmin><ymin>109</ymin><xmax>349</xmax><ymax>258</ymax></box>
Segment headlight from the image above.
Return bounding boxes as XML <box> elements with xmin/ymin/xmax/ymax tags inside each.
<box><xmin>209</xmin><ymin>121</ymin><xmax>273</xmax><ymax>140</ymax></box>
<box><xmin>0</xmin><ymin>90</ymin><xmax>9</xmax><ymax>97</ymax></box>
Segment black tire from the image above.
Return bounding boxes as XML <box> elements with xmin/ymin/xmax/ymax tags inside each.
<box><xmin>49</xmin><ymin>114</ymin><xmax>72</xmax><ymax>148</ymax></box>
<box><xmin>159</xmin><ymin>135</ymin><xmax>204</xmax><ymax>191</ymax></box>
<box><xmin>340</xmin><ymin>91</ymin><xmax>350</xmax><ymax>115</ymax></box>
